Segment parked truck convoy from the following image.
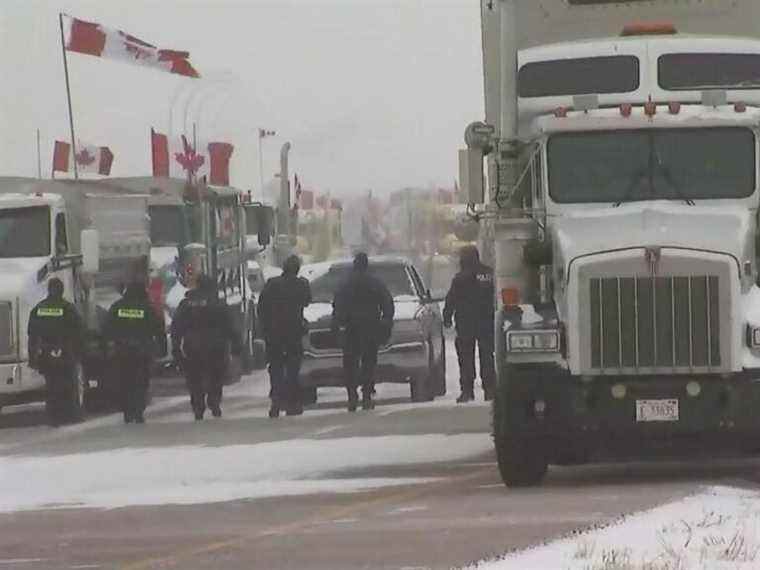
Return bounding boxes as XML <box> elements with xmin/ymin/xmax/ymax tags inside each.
<box><xmin>0</xmin><ymin>177</ymin><xmax>150</xmax><ymax>420</ymax></box>
<box><xmin>461</xmin><ymin>0</ymin><xmax>760</xmax><ymax>486</ymax></box>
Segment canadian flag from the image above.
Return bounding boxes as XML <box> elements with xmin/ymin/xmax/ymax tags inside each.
<box><xmin>151</xmin><ymin>129</ymin><xmax>234</xmax><ymax>186</ymax></box>
<box><xmin>53</xmin><ymin>140</ymin><xmax>114</xmax><ymax>176</ymax></box>
<box><xmin>62</xmin><ymin>14</ymin><xmax>199</xmax><ymax>78</ymax></box>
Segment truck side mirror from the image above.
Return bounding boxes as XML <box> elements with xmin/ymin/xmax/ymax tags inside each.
<box><xmin>80</xmin><ymin>229</ymin><xmax>100</xmax><ymax>274</ymax></box>
<box><xmin>459</xmin><ymin>148</ymin><xmax>484</xmax><ymax>204</ymax></box>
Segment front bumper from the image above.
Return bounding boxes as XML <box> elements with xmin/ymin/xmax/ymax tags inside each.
<box><xmin>497</xmin><ymin>363</ymin><xmax>760</xmax><ymax>459</ymax></box>
<box><xmin>300</xmin><ymin>341</ymin><xmax>428</xmax><ymax>388</ymax></box>
<box><xmin>0</xmin><ymin>360</ymin><xmax>45</xmax><ymax>397</ymax></box>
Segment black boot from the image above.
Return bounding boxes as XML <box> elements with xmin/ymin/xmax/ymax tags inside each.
<box><xmin>194</xmin><ymin>408</ymin><xmax>204</xmax><ymax>421</ymax></box>
<box><xmin>269</xmin><ymin>403</ymin><xmax>281</xmax><ymax>419</ymax></box>
<box><xmin>362</xmin><ymin>390</ymin><xmax>375</xmax><ymax>411</ymax></box>
<box><xmin>456</xmin><ymin>391</ymin><xmax>474</xmax><ymax>404</ymax></box>
<box><xmin>286</xmin><ymin>403</ymin><xmax>304</xmax><ymax>416</ymax></box>
<box><xmin>123</xmin><ymin>412</ymin><xmax>134</xmax><ymax>424</ymax></box>
<box><xmin>210</xmin><ymin>405</ymin><xmax>222</xmax><ymax>418</ymax></box>
<box><xmin>347</xmin><ymin>388</ymin><xmax>358</xmax><ymax>413</ymax></box>
<box><xmin>135</xmin><ymin>412</ymin><xmax>145</xmax><ymax>424</ymax></box>
<box><xmin>483</xmin><ymin>389</ymin><xmax>494</xmax><ymax>402</ymax></box>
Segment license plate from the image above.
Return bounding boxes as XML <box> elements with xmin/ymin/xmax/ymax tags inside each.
<box><xmin>636</xmin><ymin>399</ymin><xmax>679</xmax><ymax>422</ymax></box>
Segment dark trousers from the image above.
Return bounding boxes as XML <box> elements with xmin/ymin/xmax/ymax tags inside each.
<box><xmin>455</xmin><ymin>333</ymin><xmax>495</xmax><ymax>395</ymax></box>
<box><xmin>266</xmin><ymin>338</ymin><xmax>303</xmax><ymax>407</ymax></box>
<box><xmin>41</xmin><ymin>354</ymin><xmax>76</xmax><ymax>423</ymax></box>
<box><xmin>114</xmin><ymin>344</ymin><xmax>151</xmax><ymax>419</ymax></box>
<box><xmin>343</xmin><ymin>327</ymin><xmax>379</xmax><ymax>395</ymax></box>
<box><xmin>185</xmin><ymin>348</ymin><xmax>227</xmax><ymax>415</ymax></box>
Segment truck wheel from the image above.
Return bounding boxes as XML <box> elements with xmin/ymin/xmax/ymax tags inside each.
<box><xmin>58</xmin><ymin>363</ymin><xmax>86</xmax><ymax>424</ymax></box>
<box><xmin>410</xmin><ymin>344</ymin><xmax>435</xmax><ymax>402</ymax></box>
<box><xmin>252</xmin><ymin>340</ymin><xmax>267</xmax><ymax>370</ymax></box>
<box><xmin>301</xmin><ymin>387</ymin><xmax>318</xmax><ymax>406</ymax></box>
<box><xmin>241</xmin><ymin>328</ymin><xmax>255</xmax><ymax>374</ymax></box>
<box><xmin>493</xmin><ymin>389</ymin><xmax>547</xmax><ymax>487</ymax></box>
<box><xmin>433</xmin><ymin>337</ymin><xmax>446</xmax><ymax>397</ymax></box>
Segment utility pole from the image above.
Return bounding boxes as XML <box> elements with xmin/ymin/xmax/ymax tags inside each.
<box><xmin>36</xmin><ymin>129</ymin><xmax>42</xmax><ymax>179</ymax></box>
<box><xmin>274</xmin><ymin>142</ymin><xmax>292</xmax><ymax>265</ymax></box>
<box><xmin>258</xmin><ymin>128</ymin><xmax>276</xmax><ymax>197</ymax></box>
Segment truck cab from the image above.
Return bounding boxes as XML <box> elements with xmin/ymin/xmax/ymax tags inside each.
<box><xmin>462</xmin><ymin>0</ymin><xmax>760</xmax><ymax>486</ymax></box>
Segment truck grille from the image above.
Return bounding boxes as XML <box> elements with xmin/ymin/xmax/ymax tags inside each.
<box><xmin>589</xmin><ymin>276</ymin><xmax>720</xmax><ymax>370</ymax></box>
<box><xmin>0</xmin><ymin>302</ymin><xmax>14</xmax><ymax>358</ymax></box>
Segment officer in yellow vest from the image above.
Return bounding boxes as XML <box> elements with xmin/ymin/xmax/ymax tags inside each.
<box><xmin>104</xmin><ymin>279</ymin><xmax>164</xmax><ymax>424</ymax></box>
<box><xmin>28</xmin><ymin>278</ymin><xmax>85</xmax><ymax>425</ymax></box>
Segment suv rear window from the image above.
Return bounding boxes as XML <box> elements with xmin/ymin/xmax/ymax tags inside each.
<box><xmin>518</xmin><ymin>56</ymin><xmax>640</xmax><ymax>97</ymax></box>
<box><xmin>659</xmin><ymin>53</ymin><xmax>760</xmax><ymax>90</ymax></box>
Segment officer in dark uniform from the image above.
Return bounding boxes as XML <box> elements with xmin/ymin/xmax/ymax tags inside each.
<box><xmin>332</xmin><ymin>253</ymin><xmax>394</xmax><ymax>412</ymax></box>
<box><xmin>104</xmin><ymin>279</ymin><xmax>165</xmax><ymax>424</ymax></box>
<box><xmin>258</xmin><ymin>255</ymin><xmax>312</xmax><ymax>418</ymax></box>
<box><xmin>443</xmin><ymin>245</ymin><xmax>495</xmax><ymax>403</ymax></box>
<box><xmin>28</xmin><ymin>278</ymin><xmax>85</xmax><ymax>425</ymax></box>
<box><xmin>171</xmin><ymin>274</ymin><xmax>241</xmax><ymax>420</ymax></box>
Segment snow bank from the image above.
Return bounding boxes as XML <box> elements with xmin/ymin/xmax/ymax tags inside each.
<box><xmin>0</xmin><ymin>434</ymin><xmax>490</xmax><ymax>512</ymax></box>
<box><xmin>467</xmin><ymin>485</ymin><xmax>760</xmax><ymax>570</ymax></box>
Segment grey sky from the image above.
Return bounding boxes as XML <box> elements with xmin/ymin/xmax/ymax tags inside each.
<box><xmin>0</xmin><ymin>0</ymin><xmax>483</xmax><ymax>197</ymax></box>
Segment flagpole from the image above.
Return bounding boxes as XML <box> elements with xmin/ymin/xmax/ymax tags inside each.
<box><xmin>58</xmin><ymin>13</ymin><xmax>78</xmax><ymax>180</ymax></box>
<box><xmin>36</xmin><ymin>129</ymin><xmax>42</xmax><ymax>179</ymax></box>
<box><xmin>257</xmin><ymin>129</ymin><xmax>264</xmax><ymax>195</ymax></box>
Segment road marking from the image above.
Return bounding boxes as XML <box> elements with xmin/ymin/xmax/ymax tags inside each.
<box><xmin>312</xmin><ymin>425</ymin><xmax>345</xmax><ymax>436</ymax></box>
<box><xmin>477</xmin><ymin>484</ymin><xmax>504</xmax><ymax>489</ymax></box>
<box><xmin>122</xmin><ymin>468</ymin><xmax>490</xmax><ymax>570</ymax></box>
<box><xmin>0</xmin><ymin>560</ymin><xmax>47</xmax><ymax>565</ymax></box>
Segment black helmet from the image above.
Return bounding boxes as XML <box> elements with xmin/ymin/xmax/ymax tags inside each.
<box><xmin>283</xmin><ymin>254</ymin><xmax>302</xmax><ymax>276</ymax></box>
<box><xmin>460</xmin><ymin>245</ymin><xmax>480</xmax><ymax>272</ymax></box>
<box><xmin>353</xmin><ymin>252</ymin><xmax>369</xmax><ymax>272</ymax></box>
<box><xmin>48</xmin><ymin>278</ymin><xmax>64</xmax><ymax>299</ymax></box>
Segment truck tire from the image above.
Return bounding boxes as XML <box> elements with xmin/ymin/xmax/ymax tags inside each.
<box><xmin>301</xmin><ymin>387</ymin><xmax>318</xmax><ymax>406</ymax></box>
<box><xmin>410</xmin><ymin>344</ymin><xmax>435</xmax><ymax>402</ymax></box>
<box><xmin>433</xmin><ymin>336</ymin><xmax>446</xmax><ymax>397</ymax></box>
<box><xmin>241</xmin><ymin>327</ymin><xmax>255</xmax><ymax>374</ymax></box>
<box><xmin>493</xmin><ymin>387</ymin><xmax>547</xmax><ymax>487</ymax></box>
<box><xmin>57</xmin><ymin>363</ymin><xmax>86</xmax><ymax>424</ymax></box>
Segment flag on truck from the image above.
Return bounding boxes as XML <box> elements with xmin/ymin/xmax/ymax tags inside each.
<box><xmin>52</xmin><ymin>140</ymin><xmax>114</xmax><ymax>176</ymax></box>
<box><xmin>61</xmin><ymin>14</ymin><xmax>199</xmax><ymax>78</ymax></box>
<box><xmin>151</xmin><ymin>130</ymin><xmax>234</xmax><ymax>186</ymax></box>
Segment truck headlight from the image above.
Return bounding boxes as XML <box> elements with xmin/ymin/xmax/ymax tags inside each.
<box><xmin>747</xmin><ymin>325</ymin><xmax>760</xmax><ymax>348</ymax></box>
<box><xmin>507</xmin><ymin>330</ymin><xmax>560</xmax><ymax>353</ymax></box>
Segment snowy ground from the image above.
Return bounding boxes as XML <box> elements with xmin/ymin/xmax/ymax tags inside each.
<box><xmin>466</xmin><ymin>485</ymin><xmax>760</xmax><ymax>570</ymax></box>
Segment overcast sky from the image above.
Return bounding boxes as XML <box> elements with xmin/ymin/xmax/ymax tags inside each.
<box><xmin>0</xmin><ymin>0</ymin><xmax>483</xmax><ymax>197</ymax></box>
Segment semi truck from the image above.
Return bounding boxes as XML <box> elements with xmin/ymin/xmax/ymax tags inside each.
<box><xmin>102</xmin><ymin>177</ymin><xmax>261</xmax><ymax>376</ymax></box>
<box><xmin>460</xmin><ymin>0</ymin><xmax>760</xmax><ymax>486</ymax></box>
<box><xmin>0</xmin><ymin>177</ymin><xmax>150</xmax><ymax>421</ymax></box>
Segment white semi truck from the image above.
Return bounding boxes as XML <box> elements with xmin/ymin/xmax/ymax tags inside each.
<box><xmin>460</xmin><ymin>0</ymin><xmax>760</xmax><ymax>486</ymax></box>
<box><xmin>0</xmin><ymin>177</ymin><xmax>150</xmax><ymax>421</ymax></box>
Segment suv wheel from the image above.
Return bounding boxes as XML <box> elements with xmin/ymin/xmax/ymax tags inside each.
<box><xmin>410</xmin><ymin>343</ymin><xmax>434</xmax><ymax>403</ymax></box>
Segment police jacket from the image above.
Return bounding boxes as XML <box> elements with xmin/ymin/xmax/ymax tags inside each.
<box><xmin>171</xmin><ymin>287</ymin><xmax>240</xmax><ymax>356</ymax></box>
<box><xmin>443</xmin><ymin>262</ymin><xmax>495</xmax><ymax>338</ymax></box>
<box><xmin>333</xmin><ymin>270</ymin><xmax>394</xmax><ymax>333</ymax></box>
<box><xmin>104</xmin><ymin>286</ymin><xmax>165</xmax><ymax>352</ymax></box>
<box><xmin>257</xmin><ymin>272</ymin><xmax>312</xmax><ymax>342</ymax></box>
<box><xmin>28</xmin><ymin>295</ymin><xmax>84</xmax><ymax>356</ymax></box>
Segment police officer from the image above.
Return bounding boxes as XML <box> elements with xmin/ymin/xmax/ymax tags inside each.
<box><xmin>104</xmin><ymin>279</ymin><xmax>165</xmax><ymax>424</ymax></box>
<box><xmin>258</xmin><ymin>255</ymin><xmax>312</xmax><ymax>418</ymax></box>
<box><xmin>28</xmin><ymin>278</ymin><xmax>85</xmax><ymax>425</ymax></box>
<box><xmin>332</xmin><ymin>253</ymin><xmax>394</xmax><ymax>412</ymax></box>
<box><xmin>171</xmin><ymin>274</ymin><xmax>241</xmax><ymax>420</ymax></box>
<box><xmin>443</xmin><ymin>245</ymin><xmax>495</xmax><ymax>403</ymax></box>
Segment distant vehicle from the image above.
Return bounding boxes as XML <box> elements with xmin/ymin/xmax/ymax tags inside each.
<box><xmin>299</xmin><ymin>256</ymin><xmax>446</xmax><ymax>405</ymax></box>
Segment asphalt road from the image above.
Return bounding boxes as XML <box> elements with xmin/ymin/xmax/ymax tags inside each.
<box><xmin>2</xmin><ymin>342</ymin><xmax>760</xmax><ymax>570</ymax></box>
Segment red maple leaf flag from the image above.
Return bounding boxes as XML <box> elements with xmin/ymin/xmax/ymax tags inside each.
<box><xmin>151</xmin><ymin>129</ymin><xmax>233</xmax><ymax>185</ymax></box>
<box><xmin>208</xmin><ymin>142</ymin><xmax>234</xmax><ymax>186</ymax></box>
<box><xmin>62</xmin><ymin>14</ymin><xmax>200</xmax><ymax>78</ymax></box>
<box><xmin>53</xmin><ymin>141</ymin><xmax>70</xmax><ymax>173</ymax></box>
<box><xmin>53</xmin><ymin>140</ymin><xmax>114</xmax><ymax>175</ymax></box>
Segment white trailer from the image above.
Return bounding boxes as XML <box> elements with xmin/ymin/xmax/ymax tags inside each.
<box><xmin>0</xmin><ymin>177</ymin><xmax>150</xmax><ymax>420</ymax></box>
<box><xmin>461</xmin><ymin>0</ymin><xmax>760</xmax><ymax>486</ymax></box>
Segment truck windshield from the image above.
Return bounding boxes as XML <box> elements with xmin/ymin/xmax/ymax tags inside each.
<box><xmin>149</xmin><ymin>205</ymin><xmax>183</xmax><ymax>246</ymax></box>
<box><xmin>547</xmin><ymin>127</ymin><xmax>755</xmax><ymax>203</ymax></box>
<box><xmin>0</xmin><ymin>206</ymin><xmax>50</xmax><ymax>258</ymax></box>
